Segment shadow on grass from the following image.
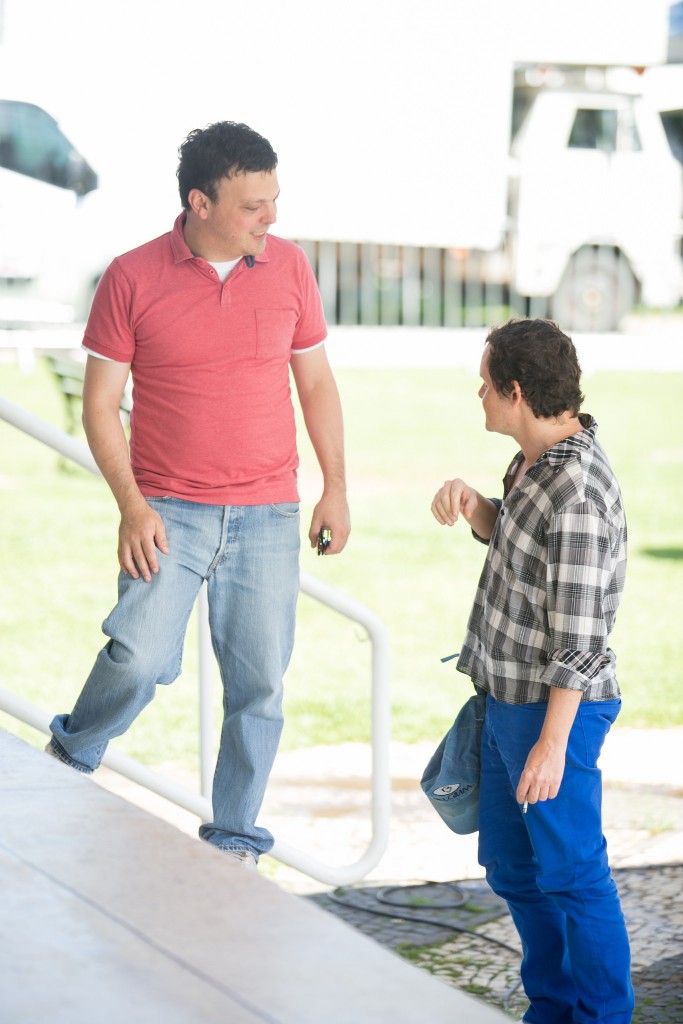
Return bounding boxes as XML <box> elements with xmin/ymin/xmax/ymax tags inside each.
<box><xmin>640</xmin><ymin>547</ymin><xmax>683</xmax><ymax>561</ymax></box>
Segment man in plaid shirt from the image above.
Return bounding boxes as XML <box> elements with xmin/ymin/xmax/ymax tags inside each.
<box><xmin>432</xmin><ymin>319</ymin><xmax>634</xmax><ymax>1024</ymax></box>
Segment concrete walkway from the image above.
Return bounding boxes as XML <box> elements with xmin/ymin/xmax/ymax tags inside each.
<box><xmin>0</xmin><ymin>728</ymin><xmax>508</xmax><ymax>1024</ymax></box>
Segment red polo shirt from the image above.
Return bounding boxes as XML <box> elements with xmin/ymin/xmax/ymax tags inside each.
<box><xmin>83</xmin><ymin>215</ymin><xmax>327</xmax><ymax>504</ymax></box>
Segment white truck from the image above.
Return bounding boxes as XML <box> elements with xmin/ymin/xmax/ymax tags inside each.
<box><xmin>489</xmin><ymin>64</ymin><xmax>683</xmax><ymax>330</ymax></box>
<box><xmin>1</xmin><ymin>0</ymin><xmax>681</xmax><ymax>331</ymax></box>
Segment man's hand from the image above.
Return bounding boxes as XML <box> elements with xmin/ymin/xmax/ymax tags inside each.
<box><xmin>118</xmin><ymin>498</ymin><xmax>169</xmax><ymax>582</ymax></box>
<box><xmin>431</xmin><ymin>478</ymin><xmax>480</xmax><ymax>526</ymax></box>
<box><xmin>308</xmin><ymin>490</ymin><xmax>350</xmax><ymax>555</ymax></box>
<box><xmin>516</xmin><ymin>687</ymin><xmax>581</xmax><ymax>808</ymax></box>
<box><xmin>516</xmin><ymin>740</ymin><xmax>567</xmax><ymax>807</ymax></box>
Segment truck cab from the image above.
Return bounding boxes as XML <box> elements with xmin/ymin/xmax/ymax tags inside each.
<box><xmin>508</xmin><ymin>69</ymin><xmax>683</xmax><ymax>330</ymax></box>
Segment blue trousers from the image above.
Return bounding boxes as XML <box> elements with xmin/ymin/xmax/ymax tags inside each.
<box><xmin>478</xmin><ymin>696</ymin><xmax>634</xmax><ymax>1024</ymax></box>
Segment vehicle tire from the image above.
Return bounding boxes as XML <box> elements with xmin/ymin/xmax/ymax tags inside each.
<box><xmin>552</xmin><ymin>250</ymin><xmax>636</xmax><ymax>332</ymax></box>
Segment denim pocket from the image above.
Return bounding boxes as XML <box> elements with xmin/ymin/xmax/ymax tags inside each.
<box><xmin>268</xmin><ymin>502</ymin><xmax>300</xmax><ymax>518</ymax></box>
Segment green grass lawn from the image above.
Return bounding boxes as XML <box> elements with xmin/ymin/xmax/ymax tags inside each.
<box><xmin>1</xmin><ymin>355</ymin><xmax>681</xmax><ymax>773</ymax></box>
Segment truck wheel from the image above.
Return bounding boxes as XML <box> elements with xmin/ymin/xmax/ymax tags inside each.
<box><xmin>552</xmin><ymin>253</ymin><xmax>636</xmax><ymax>332</ymax></box>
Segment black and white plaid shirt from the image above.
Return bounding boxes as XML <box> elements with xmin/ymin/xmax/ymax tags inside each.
<box><xmin>457</xmin><ymin>415</ymin><xmax>627</xmax><ymax>703</ymax></box>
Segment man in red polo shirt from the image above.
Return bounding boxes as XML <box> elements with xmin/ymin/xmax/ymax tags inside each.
<box><xmin>47</xmin><ymin>122</ymin><xmax>350</xmax><ymax>868</ymax></box>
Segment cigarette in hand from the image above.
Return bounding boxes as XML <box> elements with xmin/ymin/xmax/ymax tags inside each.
<box><xmin>523</xmin><ymin>799</ymin><xmax>529</xmax><ymax>814</ymax></box>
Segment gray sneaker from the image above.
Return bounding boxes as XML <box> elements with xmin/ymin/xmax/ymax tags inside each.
<box><xmin>43</xmin><ymin>742</ymin><xmax>92</xmax><ymax>774</ymax></box>
<box><xmin>222</xmin><ymin>850</ymin><xmax>258</xmax><ymax>871</ymax></box>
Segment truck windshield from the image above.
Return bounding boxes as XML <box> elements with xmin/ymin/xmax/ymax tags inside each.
<box><xmin>0</xmin><ymin>99</ymin><xmax>98</xmax><ymax>195</ymax></box>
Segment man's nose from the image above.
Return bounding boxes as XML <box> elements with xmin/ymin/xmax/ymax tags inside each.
<box><xmin>262</xmin><ymin>202</ymin><xmax>277</xmax><ymax>224</ymax></box>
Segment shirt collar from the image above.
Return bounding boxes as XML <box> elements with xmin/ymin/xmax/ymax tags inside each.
<box><xmin>169</xmin><ymin>212</ymin><xmax>270</xmax><ymax>266</ymax></box>
<box><xmin>504</xmin><ymin>414</ymin><xmax>598</xmax><ymax>490</ymax></box>
<box><xmin>540</xmin><ymin>413</ymin><xmax>597</xmax><ymax>468</ymax></box>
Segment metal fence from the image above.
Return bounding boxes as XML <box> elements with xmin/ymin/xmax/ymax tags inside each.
<box><xmin>295</xmin><ymin>239</ymin><xmax>641</xmax><ymax>333</ymax></box>
<box><xmin>295</xmin><ymin>239</ymin><xmax>512</xmax><ymax>328</ymax></box>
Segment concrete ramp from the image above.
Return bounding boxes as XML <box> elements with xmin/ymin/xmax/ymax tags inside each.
<box><xmin>0</xmin><ymin>729</ymin><xmax>507</xmax><ymax>1023</ymax></box>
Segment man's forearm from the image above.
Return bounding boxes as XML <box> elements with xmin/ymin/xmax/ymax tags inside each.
<box><xmin>82</xmin><ymin>355</ymin><xmax>146</xmax><ymax>514</ymax></box>
<box><xmin>295</xmin><ymin>364</ymin><xmax>350</xmax><ymax>553</ymax></box>
<box><xmin>290</xmin><ymin>348</ymin><xmax>350</xmax><ymax>554</ymax></box>
<box><xmin>468</xmin><ymin>495</ymin><xmax>500</xmax><ymax>541</ymax></box>
<box><xmin>298</xmin><ymin>375</ymin><xmax>347</xmax><ymax>495</ymax></box>
<box><xmin>83</xmin><ymin>403</ymin><xmax>145</xmax><ymax>513</ymax></box>
<box><xmin>539</xmin><ymin>686</ymin><xmax>583</xmax><ymax>750</ymax></box>
<box><xmin>83</xmin><ymin>398</ymin><xmax>169</xmax><ymax>580</ymax></box>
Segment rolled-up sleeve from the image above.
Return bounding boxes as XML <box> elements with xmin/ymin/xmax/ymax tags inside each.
<box><xmin>542</xmin><ymin>505</ymin><xmax>616</xmax><ymax>691</ymax></box>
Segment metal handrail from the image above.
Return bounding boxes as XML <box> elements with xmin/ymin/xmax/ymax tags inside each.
<box><xmin>0</xmin><ymin>393</ymin><xmax>391</xmax><ymax>885</ymax></box>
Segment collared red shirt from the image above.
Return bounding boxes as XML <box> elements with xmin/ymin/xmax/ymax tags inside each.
<box><xmin>457</xmin><ymin>415</ymin><xmax>627</xmax><ymax>703</ymax></box>
<box><xmin>83</xmin><ymin>214</ymin><xmax>327</xmax><ymax>505</ymax></box>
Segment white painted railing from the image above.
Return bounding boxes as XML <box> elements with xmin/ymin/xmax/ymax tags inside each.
<box><xmin>0</xmin><ymin>393</ymin><xmax>391</xmax><ymax>885</ymax></box>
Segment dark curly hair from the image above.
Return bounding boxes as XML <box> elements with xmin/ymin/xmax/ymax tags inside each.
<box><xmin>485</xmin><ymin>318</ymin><xmax>584</xmax><ymax>419</ymax></box>
<box><xmin>177</xmin><ymin>121</ymin><xmax>277</xmax><ymax>210</ymax></box>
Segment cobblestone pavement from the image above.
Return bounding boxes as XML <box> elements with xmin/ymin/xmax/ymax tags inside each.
<box><xmin>307</xmin><ymin>865</ymin><xmax>683</xmax><ymax>1022</ymax></box>
<box><xmin>264</xmin><ymin>735</ymin><xmax>683</xmax><ymax>1022</ymax></box>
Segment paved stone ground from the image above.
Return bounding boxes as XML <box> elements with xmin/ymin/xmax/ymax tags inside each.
<box><xmin>268</xmin><ymin>734</ymin><xmax>683</xmax><ymax>1021</ymax></box>
<box><xmin>307</xmin><ymin>865</ymin><xmax>683</xmax><ymax>1022</ymax></box>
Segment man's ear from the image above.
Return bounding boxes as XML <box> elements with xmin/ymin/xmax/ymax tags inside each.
<box><xmin>510</xmin><ymin>380</ymin><xmax>524</xmax><ymax>406</ymax></box>
<box><xmin>187</xmin><ymin>188</ymin><xmax>211</xmax><ymax>220</ymax></box>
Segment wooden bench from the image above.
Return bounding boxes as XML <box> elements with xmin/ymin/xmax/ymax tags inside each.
<box><xmin>46</xmin><ymin>353</ymin><xmax>132</xmax><ymax>436</ymax></box>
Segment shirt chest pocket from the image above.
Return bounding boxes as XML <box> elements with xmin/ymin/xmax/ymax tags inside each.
<box><xmin>255</xmin><ymin>308</ymin><xmax>298</xmax><ymax>360</ymax></box>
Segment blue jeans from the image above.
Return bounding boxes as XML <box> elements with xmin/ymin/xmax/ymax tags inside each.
<box><xmin>478</xmin><ymin>696</ymin><xmax>634</xmax><ymax>1024</ymax></box>
<box><xmin>49</xmin><ymin>498</ymin><xmax>301</xmax><ymax>858</ymax></box>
